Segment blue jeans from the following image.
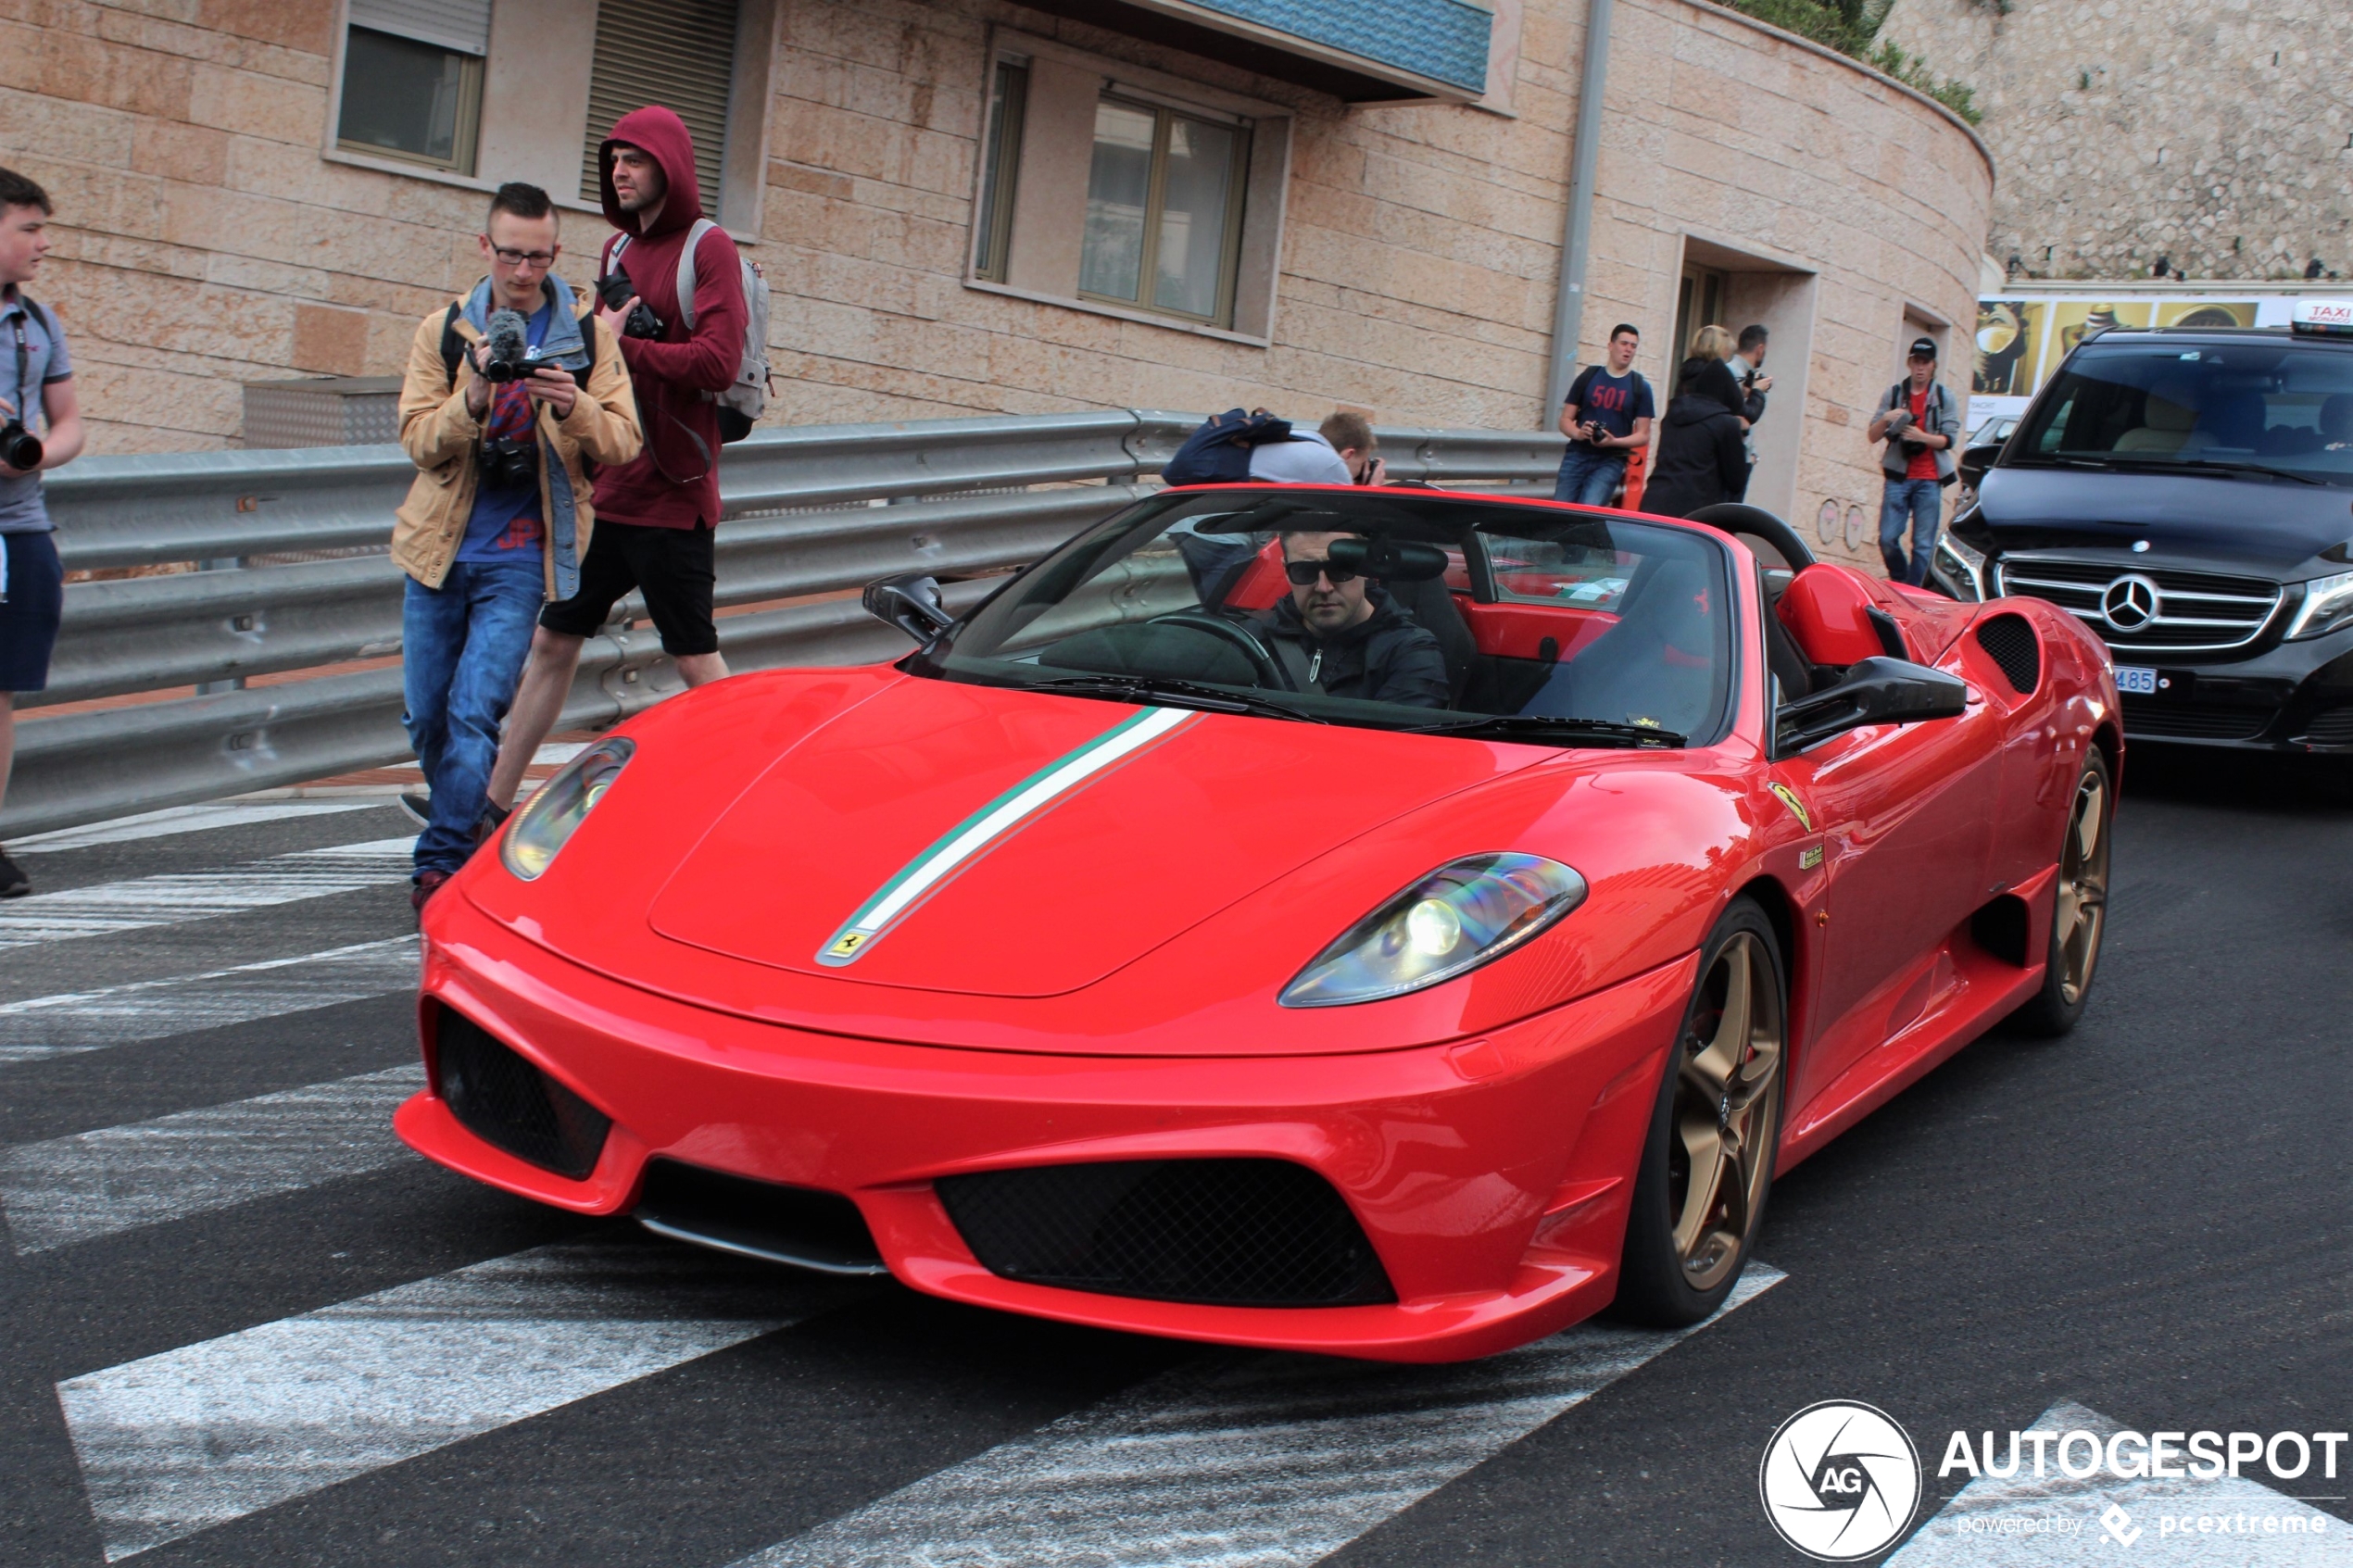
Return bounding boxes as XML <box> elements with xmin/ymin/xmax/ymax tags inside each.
<box><xmin>1879</xmin><ymin>478</ymin><xmax>1944</xmax><ymax>585</ymax></box>
<box><xmin>402</xmin><ymin>557</ymin><xmax>544</xmax><ymax>877</ymax></box>
<box><xmin>1553</xmin><ymin>446</ymin><xmax>1627</xmax><ymax>506</ymax></box>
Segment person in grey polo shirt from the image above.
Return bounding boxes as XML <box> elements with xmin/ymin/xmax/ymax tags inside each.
<box><xmin>0</xmin><ymin>167</ymin><xmax>88</xmax><ymax>897</ymax></box>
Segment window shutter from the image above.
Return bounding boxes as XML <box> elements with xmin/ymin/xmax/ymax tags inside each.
<box><xmin>348</xmin><ymin>0</ymin><xmax>490</xmax><ymax>55</ymax></box>
<box><xmin>579</xmin><ymin>0</ymin><xmax>737</xmax><ymax>216</ymax></box>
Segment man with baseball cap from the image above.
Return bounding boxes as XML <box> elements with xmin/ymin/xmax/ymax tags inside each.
<box><xmin>1865</xmin><ymin>336</ymin><xmax>1960</xmax><ymax>585</ymax></box>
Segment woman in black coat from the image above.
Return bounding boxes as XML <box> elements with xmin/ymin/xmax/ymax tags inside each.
<box><xmin>1639</xmin><ymin>357</ymin><xmax>1749</xmax><ymax>520</ymax></box>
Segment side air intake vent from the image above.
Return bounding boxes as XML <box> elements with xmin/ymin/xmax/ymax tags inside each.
<box><xmin>937</xmin><ymin>1159</ymin><xmax>1394</xmax><ymax>1309</ymax></box>
<box><xmin>635</xmin><ymin>1160</ymin><xmax>888</xmax><ymax>1276</ymax></box>
<box><xmin>433</xmin><ymin>1008</ymin><xmax>610</xmax><ymax>1180</ymax></box>
<box><xmin>1975</xmin><ymin>613</ymin><xmax>2041</xmax><ymax>695</ymax></box>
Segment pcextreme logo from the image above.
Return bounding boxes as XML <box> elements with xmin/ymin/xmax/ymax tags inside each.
<box><xmin>1759</xmin><ymin>1400</ymin><xmax>1923</xmax><ymax>1561</ymax></box>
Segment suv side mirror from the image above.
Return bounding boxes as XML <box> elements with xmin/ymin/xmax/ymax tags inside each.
<box><xmin>1959</xmin><ymin>439</ymin><xmax>2006</xmax><ymax>490</ymax></box>
<box><xmin>864</xmin><ymin>573</ymin><xmax>953</xmax><ymax>644</ymax></box>
<box><xmin>1774</xmin><ymin>656</ymin><xmax>1968</xmax><ymax>755</ymax></box>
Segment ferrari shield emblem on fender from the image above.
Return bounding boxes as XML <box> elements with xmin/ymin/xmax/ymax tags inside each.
<box><xmin>1768</xmin><ymin>782</ymin><xmax>1815</xmax><ymax>834</ymax></box>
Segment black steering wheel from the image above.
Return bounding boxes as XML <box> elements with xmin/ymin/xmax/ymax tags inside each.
<box><xmin>1144</xmin><ymin>610</ymin><xmax>1292</xmax><ymax>689</ymax></box>
<box><xmin>1685</xmin><ymin>503</ymin><xmax>1817</xmax><ymax>574</ymax></box>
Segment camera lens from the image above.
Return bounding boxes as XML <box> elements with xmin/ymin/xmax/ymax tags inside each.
<box><xmin>0</xmin><ymin>421</ymin><xmax>42</xmax><ymax>471</ymax></box>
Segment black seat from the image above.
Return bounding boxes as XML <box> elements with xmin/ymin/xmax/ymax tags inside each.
<box><xmin>1382</xmin><ymin>574</ymin><xmax>1476</xmax><ymax>706</ymax></box>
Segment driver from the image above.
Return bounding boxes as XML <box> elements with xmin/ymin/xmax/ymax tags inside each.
<box><xmin>1262</xmin><ymin>532</ymin><xmax>1449</xmax><ymax>708</ymax></box>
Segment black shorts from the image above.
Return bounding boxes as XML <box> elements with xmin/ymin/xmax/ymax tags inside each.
<box><xmin>0</xmin><ymin>530</ymin><xmax>64</xmax><ymax>693</ymax></box>
<box><xmin>537</xmin><ymin>521</ymin><xmax>719</xmax><ymax>656</ymax></box>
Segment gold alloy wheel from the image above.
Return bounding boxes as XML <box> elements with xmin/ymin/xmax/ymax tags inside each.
<box><xmin>2052</xmin><ymin>768</ymin><xmax>2110</xmax><ymax>1007</ymax></box>
<box><xmin>1667</xmin><ymin>932</ymin><xmax>1784</xmax><ymax>1292</ymax></box>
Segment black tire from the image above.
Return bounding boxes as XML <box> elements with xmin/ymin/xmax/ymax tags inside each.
<box><xmin>1611</xmin><ymin>897</ymin><xmax>1788</xmax><ymax>1328</ymax></box>
<box><xmin>2009</xmin><ymin>747</ymin><xmax>2113</xmax><ymax>1037</ymax></box>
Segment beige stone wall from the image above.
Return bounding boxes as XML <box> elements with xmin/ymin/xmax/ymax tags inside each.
<box><xmin>1884</xmin><ymin>0</ymin><xmax>2353</xmax><ymax>282</ymax></box>
<box><xmin>0</xmin><ymin>0</ymin><xmax>1990</xmax><ymax>561</ymax></box>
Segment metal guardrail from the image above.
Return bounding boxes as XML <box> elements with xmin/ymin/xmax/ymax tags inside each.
<box><xmin>9</xmin><ymin>411</ymin><xmax>1565</xmax><ymax>837</ymax></box>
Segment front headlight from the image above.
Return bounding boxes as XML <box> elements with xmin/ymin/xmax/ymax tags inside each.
<box><xmin>2286</xmin><ymin>571</ymin><xmax>2353</xmax><ymax>640</ymax></box>
<box><xmin>1278</xmin><ymin>853</ymin><xmax>1588</xmax><ymax>1008</ymax></box>
<box><xmin>1935</xmin><ymin>531</ymin><xmax>1986</xmax><ymax>601</ymax></box>
<box><xmin>500</xmin><ymin>736</ymin><xmax>635</xmax><ymax>880</ymax></box>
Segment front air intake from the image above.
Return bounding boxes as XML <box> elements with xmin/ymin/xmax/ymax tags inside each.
<box><xmin>432</xmin><ymin>1008</ymin><xmax>610</xmax><ymax>1180</ymax></box>
<box><xmin>634</xmin><ymin>1159</ymin><xmax>888</xmax><ymax>1276</ymax></box>
<box><xmin>936</xmin><ymin>1158</ymin><xmax>1394</xmax><ymax>1308</ymax></box>
<box><xmin>1975</xmin><ymin>613</ymin><xmax>2041</xmax><ymax>695</ymax></box>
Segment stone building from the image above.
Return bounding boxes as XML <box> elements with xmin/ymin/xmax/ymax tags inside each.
<box><xmin>2</xmin><ymin>0</ymin><xmax>1991</xmax><ymax>554</ymax></box>
<box><xmin>1884</xmin><ymin>0</ymin><xmax>2353</xmax><ymax>283</ymax></box>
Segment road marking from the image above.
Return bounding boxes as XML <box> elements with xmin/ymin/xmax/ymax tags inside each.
<box><xmin>8</xmin><ymin>800</ymin><xmax>384</xmax><ymax>853</ymax></box>
<box><xmin>2</xmin><ymin>1063</ymin><xmax>424</xmax><ymax>1253</ymax></box>
<box><xmin>736</xmin><ymin>1267</ymin><xmax>1783</xmax><ymax>1568</ymax></box>
<box><xmin>0</xmin><ymin>936</ymin><xmax>419</xmax><ymax>1065</ymax></box>
<box><xmin>1888</xmin><ymin>1400</ymin><xmax>2351</xmax><ymax>1565</ymax></box>
<box><xmin>0</xmin><ymin>837</ymin><xmax>414</xmax><ymax>950</ymax></box>
<box><xmin>58</xmin><ymin>1237</ymin><xmax>855</xmax><ymax>1562</ymax></box>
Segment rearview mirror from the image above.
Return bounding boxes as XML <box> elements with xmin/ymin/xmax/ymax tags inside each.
<box><xmin>1774</xmin><ymin>656</ymin><xmax>1968</xmax><ymax>755</ymax></box>
<box><xmin>863</xmin><ymin>573</ymin><xmax>953</xmax><ymax>644</ymax></box>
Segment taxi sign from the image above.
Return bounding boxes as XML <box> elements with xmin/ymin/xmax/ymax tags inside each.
<box><xmin>2290</xmin><ymin>299</ymin><xmax>2353</xmax><ymax>337</ymax></box>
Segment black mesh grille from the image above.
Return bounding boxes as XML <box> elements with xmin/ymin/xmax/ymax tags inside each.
<box><xmin>635</xmin><ymin>1159</ymin><xmax>886</xmax><ymax>1274</ymax></box>
<box><xmin>433</xmin><ymin>1008</ymin><xmax>610</xmax><ymax>1180</ymax></box>
<box><xmin>2299</xmin><ymin>705</ymin><xmax>2353</xmax><ymax>746</ymax></box>
<box><xmin>1974</xmin><ymin>613</ymin><xmax>2040</xmax><ymax>695</ymax></box>
<box><xmin>936</xmin><ymin>1159</ymin><xmax>1394</xmax><ymax>1308</ymax></box>
<box><xmin>2120</xmin><ymin>696</ymin><xmax>2274</xmax><ymax>740</ymax></box>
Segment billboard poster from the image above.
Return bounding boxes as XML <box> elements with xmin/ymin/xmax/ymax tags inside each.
<box><xmin>1971</xmin><ymin>299</ymin><xmax>2044</xmax><ymax>397</ymax></box>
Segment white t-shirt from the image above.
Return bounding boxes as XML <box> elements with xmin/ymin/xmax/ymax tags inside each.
<box><xmin>1247</xmin><ymin>430</ymin><xmax>1353</xmax><ymax>485</ymax></box>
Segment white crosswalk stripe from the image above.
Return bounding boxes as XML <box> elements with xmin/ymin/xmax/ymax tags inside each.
<box><xmin>0</xmin><ymin>837</ymin><xmax>414</xmax><ymax>950</ymax></box>
<box><xmin>2</xmin><ymin>1063</ymin><xmax>424</xmax><ymax>1253</ymax></box>
<box><xmin>58</xmin><ymin>1238</ymin><xmax>860</xmax><ymax>1562</ymax></box>
<box><xmin>0</xmin><ymin>936</ymin><xmax>420</xmax><ymax>1064</ymax></box>
<box><xmin>736</xmin><ymin>1268</ymin><xmax>1783</xmax><ymax>1568</ymax></box>
<box><xmin>8</xmin><ymin>799</ymin><xmax>384</xmax><ymax>853</ymax></box>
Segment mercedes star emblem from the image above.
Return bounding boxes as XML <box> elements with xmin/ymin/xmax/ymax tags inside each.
<box><xmin>2102</xmin><ymin>573</ymin><xmax>2162</xmax><ymax>633</ymax></box>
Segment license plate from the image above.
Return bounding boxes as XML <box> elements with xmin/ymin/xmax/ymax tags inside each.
<box><xmin>2116</xmin><ymin>665</ymin><xmax>2158</xmax><ymax>696</ymax></box>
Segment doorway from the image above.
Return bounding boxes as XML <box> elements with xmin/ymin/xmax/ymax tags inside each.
<box><xmin>1672</xmin><ymin>264</ymin><xmax>1727</xmax><ymax>391</ymax></box>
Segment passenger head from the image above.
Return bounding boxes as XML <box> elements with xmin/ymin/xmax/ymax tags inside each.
<box><xmin>1689</xmin><ymin>323</ymin><xmax>1734</xmax><ymax>364</ymax></box>
<box><xmin>1319</xmin><ymin>410</ymin><xmax>1378</xmax><ymax>483</ymax></box>
<box><xmin>1282</xmin><ymin>531</ymin><xmax>1375</xmax><ymax>633</ymax></box>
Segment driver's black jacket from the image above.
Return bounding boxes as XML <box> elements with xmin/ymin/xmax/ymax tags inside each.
<box><xmin>1261</xmin><ymin>587</ymin><xmax>1450</xmax><ymax>708</ymax></box>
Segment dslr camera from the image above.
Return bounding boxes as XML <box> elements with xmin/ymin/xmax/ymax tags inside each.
<box><xmin>0</xmin><ymin>419</ymin><xmax>40</xmax><ymax>472</ymax></box>
<box><xmin>595</xmin><ymin>272</ymin><xmax>663</xmax><ymax>339</ymax></box>
<box><xmin>480</xmin><ymin>437</ymin><xmax>537</xmax><ymax>491</ymax></box>
<box><xmin>481</xmin><ymin>307</ymin><xmax>535</xmax><ymax>383</ymax></box>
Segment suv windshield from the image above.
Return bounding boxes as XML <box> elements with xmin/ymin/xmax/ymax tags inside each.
<box><xmin>2011</xmin><ymin>336</ymin><xmax>2353</xmax><ymax>486</ymax></box>
<box><xmin>912</xmin><ymin>489</ymin><xmax>1736</xmax><ymax>748</ymax></box>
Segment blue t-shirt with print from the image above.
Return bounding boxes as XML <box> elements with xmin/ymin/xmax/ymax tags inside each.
<box><xmin>1565</xmin><ymin>365</ymin><xmax>1656</xmax><ymax>455</ymax></box>
<box><xmin>457</xmin><ymin>301</ymin><xmax>553</xmax><ymax>562</ymax></box>
<box><xmin>0</xmin><ymin>288</ymin><xmax>72</xmax><ymax>534</ymax></box>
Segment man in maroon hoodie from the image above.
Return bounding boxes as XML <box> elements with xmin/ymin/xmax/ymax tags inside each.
<box><xmin>486</xmin><ymin>105</ymin><xmax>748</xmax><ymax>816</ymax></box>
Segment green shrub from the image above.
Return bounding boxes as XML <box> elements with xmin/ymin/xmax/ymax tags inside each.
<box><xmin>1720</xmin><ymin>0</ymin><xmax>1983</xmax><ymax>124</ymax></box>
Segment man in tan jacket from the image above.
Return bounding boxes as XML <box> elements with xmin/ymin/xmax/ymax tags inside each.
<box><xmin>394</xmin><ymin>182</ymin><xmax>639</xmax><ymax>912</ymax></box>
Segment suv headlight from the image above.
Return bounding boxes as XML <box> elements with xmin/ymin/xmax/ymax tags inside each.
<box><xmin>1278</xmin><ymin>853</ymin><xmax>1587</xmax><ymax>1008</ymax></box>
<box><xmin>1935</xmin><ymin>532</ymin><xmax>1986</xmax><ymax>601</ymax></box>
<box><xmin>501</xmin><ymin>737</ymin><xmax>635</xmax><ymax>880</ymax></box>
<box><xmin>2286</xmin><ymin>571</ymin><xmax>2353</xmax><ymax>640</ymax></box>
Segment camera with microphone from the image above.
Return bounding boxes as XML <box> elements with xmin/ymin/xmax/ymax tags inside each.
<box><xmin>480</xmin><ymin>308</ymin><xmax>537</xmax><ymax>383</ymax></box>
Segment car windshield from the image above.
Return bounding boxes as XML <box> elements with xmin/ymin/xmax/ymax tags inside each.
<box><xmin>2010</xmin><ymin>337</ymin><xmax>2353</xmax><ymax>486</ymax></box>
<box><xmin>912</xmin><ymin>489</ymin><xmax>1737</xmax><ymax>748</ymax></box>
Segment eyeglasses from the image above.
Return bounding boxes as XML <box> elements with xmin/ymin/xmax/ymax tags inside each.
<box><xmin>1284</xmin><ymin>559</ymin><xmax>1358</xmax><ymax>587</ymax></box>
<box><xmin>488</xmin><ymin>245</ymin><xmax>558</xmax><ymax>268</ymax></box>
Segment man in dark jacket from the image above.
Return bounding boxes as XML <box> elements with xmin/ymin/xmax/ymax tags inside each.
<box><xmin>1261</xmin><ymin>533</ymin><xmax>1449</xmax><ymax>708</ymax></box>
<box><xmin>486</xmin><ymin>104</ymin><xmax>748</xmax><ymax>816</ymax></box>
<box><xmin>1639</xmin><ymin>358</ymin><xmax>1749</xmax><ymax>519</ymax></box>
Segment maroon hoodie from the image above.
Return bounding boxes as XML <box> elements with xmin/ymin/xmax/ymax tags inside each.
<box><xmin>593</xmin><ymin>106</ymin><xmax>747</xmax><ymax>532</ymax></box>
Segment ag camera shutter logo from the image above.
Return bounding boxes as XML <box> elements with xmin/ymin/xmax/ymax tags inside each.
<box><xmin>1759</xmin><ymin>1400</ymin><xmax>1923</xmax><ymax>1561</ymax></box>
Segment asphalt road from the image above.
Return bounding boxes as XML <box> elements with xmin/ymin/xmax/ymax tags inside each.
<box><xmin>0</xmin><ymin>746</ymin><xmax>2346</xmax><ymax>1567</ymax></box>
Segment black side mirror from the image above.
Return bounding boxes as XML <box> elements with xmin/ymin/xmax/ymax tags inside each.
<box><xmin>1958</xmin><ymin>439</ymin><xmax>2006</xmax><ymax>490</ymax></box>
<box><xmin>864</xmin><ymin>573</ymin><xmax>952</xmax><ymax>644</ymax></box>
<box><xmin>1774</xmin><ymin>656</ymin><xmax>1968</xmax><ymax>755</ymax></box>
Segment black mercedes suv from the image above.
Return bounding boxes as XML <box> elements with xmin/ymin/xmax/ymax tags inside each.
<box><xmin>1937</xmin><ymin>307</ymin><xmax>2353</xmax><ymax>751</ymax></box>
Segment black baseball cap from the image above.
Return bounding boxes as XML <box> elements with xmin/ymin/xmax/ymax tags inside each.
<box><xmin>1907</xmin><ymin>337</ymin><xmax>1939</xmax><ymax>360</ymax></box>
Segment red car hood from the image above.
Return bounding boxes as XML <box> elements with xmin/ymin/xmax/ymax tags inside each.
<box><xmin>644</xmin><ymin>677</ymin><xmax>1542</xmax><ymax>997</ymax></box>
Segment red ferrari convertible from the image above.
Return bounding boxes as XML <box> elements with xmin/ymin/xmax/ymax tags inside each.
<box><xmin>400</xmin><ymin>485</ymin><xmax>2117</xmax><ymax>1361</ymax></box>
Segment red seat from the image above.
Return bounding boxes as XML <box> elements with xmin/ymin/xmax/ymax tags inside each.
<box><xmin>1778</xmin><ymin>563</ymin><xmax>1904</xmax><ymax>667</ymax></box>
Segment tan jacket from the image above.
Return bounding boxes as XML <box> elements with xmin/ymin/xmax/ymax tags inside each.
<box><xmin>391</xmin><ymin>284</ymin><xmax>642</xmax><ymax>594</ymax></box>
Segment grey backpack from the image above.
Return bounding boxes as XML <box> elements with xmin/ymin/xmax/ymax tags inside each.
<box><xmin>610</xmin><ymin>219</ymin><xmax>772</xmax><ymax>442</ymax></box>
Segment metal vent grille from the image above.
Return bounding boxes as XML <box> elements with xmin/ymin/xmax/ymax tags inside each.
<box><xmin>579</xmin><ymin>0</ymin><xmax>736</xmax><ymax>210</ymax></box>
<box><xmin>1974</xmin><ymin>613</ymin><xmax>2040</xmax><ymax>695</ymax></box>
<box><xmin>2119</xmin><ymin>696</ymin><xmax>2273</xmax><ymax>741</ymax></box>
<box><xmin>1994</xmin><ymin>556</ymin><xmax>2281</xmax><ymax>653</ymax></box>
<box><xmin>432</xmin><ymin>1009</ymin><xmax>610</xmax><ymax>1180</ymax></box>
<box><xmin>2300</xmin><ymin>706</ymin><xmax>2353</xmax><ymax>746</ymax></box>
<box><xmin>936</xmin><ymin>1159</ymin><xmax>1395</xmax><ymax>1309</ymax></box>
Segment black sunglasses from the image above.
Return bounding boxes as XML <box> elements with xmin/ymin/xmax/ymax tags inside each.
<box><xmin>1284</xmin><ymin>559</ymin><xmax>1359</xmax><ymax>587</ymax></box>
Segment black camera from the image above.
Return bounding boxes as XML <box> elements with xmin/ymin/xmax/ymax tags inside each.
<box><xmin>0</xmin><ymin>420</ymin><xmax>40</xmax><ymax>471</ymax></box>
<box><xmin>481</xmin><ymin>308</ymin><xmax>534</xmax><ymax>383</ymax></box>
<box><xmin>595</xmin><ymin>272</ymin><xmax>663</xmax><ymax>339</ymax></box>
<box><xmin>480</xmin><ymin>436</ymin><xmax>537</xmax><ymax>491</ymax></box>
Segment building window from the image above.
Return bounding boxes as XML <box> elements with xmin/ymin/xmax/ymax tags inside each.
<box><xmin>1080</xmin><ymin>98</ymin><xmax>1248</xmax><ymax>325</ymax></box>
<box><xmin>580</xmin><ymin>0</ymin><xmax>738</xmax><ymax>216</ymax></box>
<box><xmin>974</xmin><ymin>62</ymin><xmax>1027</xmax><ymax>284</ymax></box>
<box><xmin>336</xmin><ymin>1</ymin><xmax>488</xmax><ymax>174</ymax></box>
